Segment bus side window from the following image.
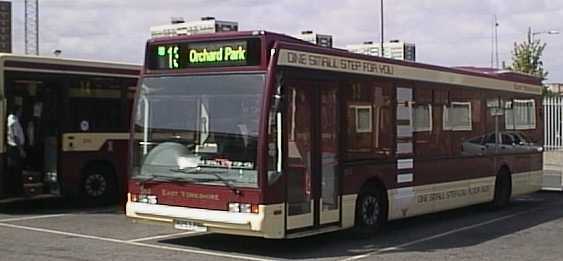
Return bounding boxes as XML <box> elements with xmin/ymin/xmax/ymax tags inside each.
<box><xmin>67</xmin><ymin>77</ymin><xmax>124</xmax><ymax>132</ymax></box>
<box><xmin>344</xmin><ymin>80</ymin><xmax>392</xmax><ymax>160</ymax></box>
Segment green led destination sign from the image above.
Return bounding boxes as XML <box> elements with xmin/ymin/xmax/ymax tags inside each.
<box><xmin>148</xmin><ymin>39</ymin><xmax>261</xmax><ymax>70</ymax></box>
<box><xmin>187</xmin><ymin>44</ymin><xmax>246</xmax><ymax>64</ymax></box>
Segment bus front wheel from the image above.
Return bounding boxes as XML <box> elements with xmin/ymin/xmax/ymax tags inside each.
<box><xmin>355</xmin><ymin>188</ymin><xmax>386</xmax><ymax>236</ymax></box>
<box><xmin>81</xmin><ymin>165</ymin><xmax>116</xmax><ymax>205</ymax></box>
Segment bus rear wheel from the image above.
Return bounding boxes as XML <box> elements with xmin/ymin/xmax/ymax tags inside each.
<box><xmin>354</xmin><ymin>188</ymin><xmax>386</xmax><ymax>237</ymax></box>
<box><xmin>81</xmin><ymin>165</ymin><xmax>116</xmax><ymax>205</ymax></box>
<box><xmin>492</xmin><ymin>170</ymin><xmax>511</xmax><ymax>209</ymax></box>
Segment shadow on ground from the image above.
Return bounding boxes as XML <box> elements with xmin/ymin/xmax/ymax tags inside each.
<box><xmin>160</xmin><ymin>192</ymin><xmax>563</xmax><ymax>260</ymax></box>
<box><xmin>0</xmin><ymin>196</ymin><xmax>121</xmax><ymax>215</ymax></box>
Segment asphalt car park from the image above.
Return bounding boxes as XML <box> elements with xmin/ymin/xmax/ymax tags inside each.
<box><xmin>1</xmin><ymin>192</ymin><xmax>563</xmax><ymax>261</ymax></box>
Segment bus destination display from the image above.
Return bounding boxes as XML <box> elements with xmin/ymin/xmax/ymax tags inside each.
<box><xmin>149</xmin><ymin>39</ymin><xmax>261</xmax><ymax>70</ymax></box>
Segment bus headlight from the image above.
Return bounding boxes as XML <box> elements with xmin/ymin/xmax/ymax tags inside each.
<box><xmin>147</xmin><ymin>195</ymin><xmax>158</xmax><ymax>204</ymax></box>
<box><xmin>44</xmin><ymin>172</ymin><xmax>58</xmax><ymax>183</ymax></box>
<box><xmin>228</xmin><ymin>203</ymin><xmax>240</xmax><ymax>212</ymax></box>
<box><xmin>239</xmin><ymin>203</ymin><xmax>252</xmax><ymax>213</ymax></box>
<box><xmin>228</xmin><ymin>202</ymin><xmax>259</xmax><ymax>213</ymax></box>
<box><xmin>131</xmin><ymin>194</ymin><xmax>158</xmax><ymax>205</ymax></box>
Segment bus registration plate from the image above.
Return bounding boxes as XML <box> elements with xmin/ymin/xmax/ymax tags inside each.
<box><xmin>174</xmin><ymin>220</ymin><xmax>207</xmax><ymax>232</ymax></box>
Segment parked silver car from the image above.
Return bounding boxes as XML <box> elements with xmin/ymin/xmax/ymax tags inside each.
<box><xmin>462</xmin><ymin>131</ymin><xmax>543</xmax><ymax>156</ymax></box>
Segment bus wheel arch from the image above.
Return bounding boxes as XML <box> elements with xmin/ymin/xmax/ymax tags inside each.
<box><xmin>493</xmin><ymin>165</ymin><xmax>512</xmax><ymax>209</ymax></box>
<box><xmin>354</xmin><ymin>178</ymin><xmax>388</xmax><ymax>236</ymax></box>
<box><xmin>80</xmin><ymin>160</ymin><xmax>117</xmax><ymax>204</ymax></box>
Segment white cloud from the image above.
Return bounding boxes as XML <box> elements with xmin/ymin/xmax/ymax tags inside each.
<box><xmin>8</xmin><ymin>0</ymin><xmax>563</xmax><ymax>81</ymax></box>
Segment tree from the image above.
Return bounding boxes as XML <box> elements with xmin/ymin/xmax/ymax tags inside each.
<box><xmin>507</xmin><ymin>37</ymin><xmax>548</xmax><ymax>79</ymax></box>
<box><xmin>542</xmin><ymin>86</ymin><xmax>557</xmax><ymax>97</ymax></box>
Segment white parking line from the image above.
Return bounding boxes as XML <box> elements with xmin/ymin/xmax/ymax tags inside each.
<box><xmin>0</xmin><ymin>222</ymin><xmax>276</xmax><ymax>261</ymax></box>
<box><xmin>340</xmin><ymin>209</ymin><xmax>536</xmax><ymax>261</ymax></box>
<box><xmin>0</xmin><ymin>213</ymin><xmax>72</xmax><ymax>222</ymax></box>
<box><xmin>0</xmin><ymin>207</ymin><xmax>120</xmax><ymax>223</ymax></box>
<box><xmin>0</xmin><ymin>222</ymin><xmax>125</xmax><ymax>242</ymax></box>
<box><xmin>127</xmin><ymin>231</ymin><xmax>200</xmax><ymax>242</ymax></box>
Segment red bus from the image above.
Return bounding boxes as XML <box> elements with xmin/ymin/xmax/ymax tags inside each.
<box><xmin>126</xmin><ymin>31</ymin><xmax>543</xmax><ymax>238</ymax></box>
<box><xmin>0</xmin><ymin>54</ymin><xmax>139</xmax><ymax>204</ymax></box>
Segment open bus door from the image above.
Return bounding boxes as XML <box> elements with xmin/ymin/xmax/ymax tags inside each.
<box><xmin>284</xmin><ymin>80</ymin><xmax>341</xmax><ymax>235</ymax></box>
<box><xmin>3</xmin><ymin>78</ymin><xmax>61</xmax><ymax>197</ymax></box>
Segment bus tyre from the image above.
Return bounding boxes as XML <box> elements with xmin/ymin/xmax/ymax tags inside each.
<box><xmin>354</xmin><ymin>188</ymin><xmax>386</xmax><ymax>237</ymax></box>
<box><xmin>492</xmin><ymin>171</ymin><xmax>511</xmax><ymax>209</ymax></box>
<box><xmin>81</xmin><ymin>166</ymin><xmax>116</xmax><ymax>205</ymax></box>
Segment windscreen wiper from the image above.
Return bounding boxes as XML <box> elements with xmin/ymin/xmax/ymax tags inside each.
<box><xmin>170</xmin><ymin>168</ymin><xmax>242</xmax><ymax>195</ymax></box>
<box><xmin>133</xmin><ymin>174</ymin><xmax>193</xmax><ymax>186</ymax></box>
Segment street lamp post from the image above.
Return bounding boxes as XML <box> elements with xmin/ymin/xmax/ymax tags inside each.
<box><xmin>380</xmin><ymin>0</ymin><xmax>384</xmax><ymax>57</ymax></box>
<box><xmin>528</xmin><ymin>26</ymin><xmax>560</xmax><ymax>44</ymax></box>
<box><xmin>525</xmin><ymin>26</ymin><xmax>559</xmax><ymax>78</ymax></box>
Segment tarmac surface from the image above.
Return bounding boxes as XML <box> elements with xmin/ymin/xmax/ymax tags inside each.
<box><xmin>1</xmin><ymin>191</ymin><xmax>563</xmax><ymax>261</ymax></box>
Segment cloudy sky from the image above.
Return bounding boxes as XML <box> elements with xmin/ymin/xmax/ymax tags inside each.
<box><xmin>9</xmin><ymin>0</ymin><xmax>563</xmax><ymax>82</ymax></box>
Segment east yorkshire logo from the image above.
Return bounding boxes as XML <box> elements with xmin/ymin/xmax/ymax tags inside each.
<box><xmin>189</xmin><ymin>46</ymin><xmax>246</xmax><ymax>64</ymax></box>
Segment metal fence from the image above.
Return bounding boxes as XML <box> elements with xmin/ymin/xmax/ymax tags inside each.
<box><xmin>544</xmin><ymin>96</ymin><xmax>563</xmax><ymax>151</ymax></box>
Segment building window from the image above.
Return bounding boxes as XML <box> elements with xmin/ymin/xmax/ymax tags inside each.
<box><xmin>443</xmin><ymin>102</ymin><xmax>472</xmax><ymax>131</ymax></box>
<box><xmin>505</xmin><ymin>99</ymin><xmax>536</xmax><ymax>130</ymax></box>
<box><xmin>413</xmin><ymin>104</ymin><xmax>432</xmax><ymax>132</ymax></box>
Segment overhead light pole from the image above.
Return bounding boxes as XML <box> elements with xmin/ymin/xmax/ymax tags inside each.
<box><xmin>525</xmin><ymin>27</ymin><xmax>559</xmax><ymax>77</ymax></box>
<box><xmin>490</xmin><ymin>15</ymin><xmax>499</xmax><ymax>68</ymax></box>
<box><xmin>494</xmin><ymin>16</ymin><xmax>499</xmax><ymax>69</ymax></box>
<box><xmin>380</xmin><ymin>0</ymin><xmax>384</xmax><ymax>57</ymax></box>
<box><xmin>528</xmin><ymin>26</ymin><xmax>560</xmax><ymax>44</ymax></box>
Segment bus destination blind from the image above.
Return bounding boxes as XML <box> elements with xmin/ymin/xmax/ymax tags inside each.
<box><xmin>149</xmin><ymin>39</ymin><xmax>261</xmax><ymax>70</ymax></box>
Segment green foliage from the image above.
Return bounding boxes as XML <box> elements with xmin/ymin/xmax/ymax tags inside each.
<box><xmin>507</xmin><ymin>39</ymin><xmax>548</xmax><ymax>79</ymax></box>
<box><xmin>542</xmin><ymin>86</ymin><xmax>560</xmax><ymax>97</ymax></box>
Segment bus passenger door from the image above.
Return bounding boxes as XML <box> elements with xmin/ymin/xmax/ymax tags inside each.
<box><xmin>285</xmin><ymin>84</ymin><xmax>314</xmax><ymax>230</ymax></box>
<box><xmin>318</xmin><ymin>86</ymin><xmax>340</xmax><ymax>225</ymax></box>
<box><xmin>284</xmin><ymin>82</ymin><xmax>341</xmax><ymax>233</ymax></box>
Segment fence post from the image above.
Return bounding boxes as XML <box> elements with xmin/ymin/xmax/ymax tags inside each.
<box><xmin>545</xmin><ymin>96</ymin><xmax>563</xmax><ymax>151</ymax></box>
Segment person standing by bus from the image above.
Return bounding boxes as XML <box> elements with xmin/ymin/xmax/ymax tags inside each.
<box><xmin>6</xmin><ymin>105</ymin><xmax>26</xmax><ymax>195</ymax></box>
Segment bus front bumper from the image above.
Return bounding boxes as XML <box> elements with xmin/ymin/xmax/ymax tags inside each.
<box><xmin>126</xmin><ymin>201</ymin><xmax>285</xmax><ymax>239</ymax></box>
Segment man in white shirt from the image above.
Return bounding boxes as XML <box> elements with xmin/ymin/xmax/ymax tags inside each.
<box><xmin>6</xmin><ymin>105</ymin><xmax>25</xmax><ymax>195</ymax></box>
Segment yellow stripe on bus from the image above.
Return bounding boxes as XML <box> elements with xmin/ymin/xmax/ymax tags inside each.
<box><xmin>62</xmin><ymin>133</ymin><xmax>129</xmax><ymax>152</ymax></box>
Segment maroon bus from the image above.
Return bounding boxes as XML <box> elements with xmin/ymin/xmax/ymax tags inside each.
<box><xmin>126</xmin><ymin>31</ymin><xmax>543</xmax><ymax>238</ymax></box>
<box><xmin>0</xmin><ymin>54</ymin><xmax>139</xmax><ymax>204</ymax></box>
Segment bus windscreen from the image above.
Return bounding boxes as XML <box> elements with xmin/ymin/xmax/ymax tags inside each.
<box><xmin>148</xmin><ymin>38</ymin><xmax>261</xmax><ymax>70</ymax></box>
